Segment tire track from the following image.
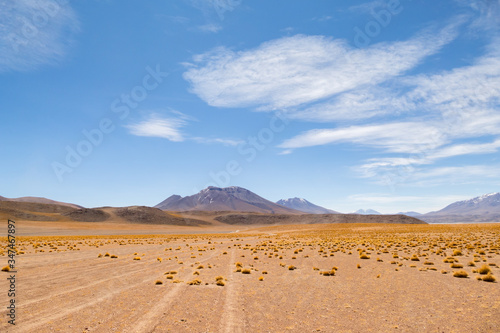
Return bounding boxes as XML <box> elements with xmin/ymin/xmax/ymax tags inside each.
<box><xmin>130</xmin><ymin>250</ymin><xmax>221</xmax><ymax>333</ymax></box>
<box><xmin>13</xmin><ymin>249</ymin><xmax>218</xmax><ymax>333</ymax></box>
<box><xmin>219</xmin><ymin>249</ymin><xmax>245</xmax><ymax>333</ymax></box>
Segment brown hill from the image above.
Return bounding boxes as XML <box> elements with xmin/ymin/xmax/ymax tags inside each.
<box><xmin>1</xmin><ymin>196</ymin><xmax>83</xmax><ymax>209</ymax></box>
<box><xmin>114</xmin><ymin>206</ymin><xmax>210</xmax><ymax>226</ymax></box>
<box><xmin>0</xmin><ymin>201</ymin><xmax>77</xmax><ymax>222</ymax></box>
<box><xmin>214</xmin><ymin>213</ymin><xmax>426</xmax><ymax>225</ymax></box>
<box><xmin>62</xmin><ymin>208</ymin><xmax>111</xmax><ymax>222</ymax></box>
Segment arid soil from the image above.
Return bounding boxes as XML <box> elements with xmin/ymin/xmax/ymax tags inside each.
<box><xmin>0</xmin><ymin>223</ymin><xmax>499</xmax><ymax>332</ymax></box>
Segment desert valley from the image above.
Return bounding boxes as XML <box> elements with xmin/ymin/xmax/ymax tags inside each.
<box><xmin>0</xmin><ymin>187</ymin><xmax>499</xmax><ymax>332</ymax></box>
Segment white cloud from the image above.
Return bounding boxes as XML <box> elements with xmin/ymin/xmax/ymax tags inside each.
<box><xmin>183</xmin><ymin>24</ymin><xmax>458</xmax><ymax>110</ymax></box>
<box><xmin>0</xmin><ymin>0</ymin><xmax>79</xmax><ymax>72</ymax></box>
<box><xmin>191</xmin><ymin>137</ymin><xmax>244</xmax><ymax>146</ymax></box>
<box><xmin>127</xmin><ymin>112</ymin><xmax>243</xmax><ymax>146</ymax></box>
<box><xmin>182</xmin><ymin>11</ymin><xmax>499</xmax><ymax>189</ymax></box>
<box><xmin>278</xmin><ymin>122</ymin><xmax>445</xmax><ymax>153</ymax></box>
<box><xmin>278</xmin><ymin>149</ymin><xmax>293</xmax><ymax>155</ymax></box>
<box><xmin>126</xmin><ymin>114</ymin><xmax>187</xmax><ymax>142</ymax></box>
<box><xmin>347</xmin><ymin>0</ymin><xmax>388</xmax><ymax>14</ymax></box>
<box><xmin>455</xmin><ymin>0</ymin><xmax>500</xmax><ymax>31</ymax></box>
<box><xmin>197</xmin><ymin>23</ymin><xmax>222</xmax><ymax>33</ymax></box>
<box><xmin>409</xmin><ymin>165</ymin><xmax>500</xmax><ymax>185</ymax></box>
<box><xmin>430</xmin><ymin>139</ymin><xmax>500</xmax><ymax>159</ymax></box>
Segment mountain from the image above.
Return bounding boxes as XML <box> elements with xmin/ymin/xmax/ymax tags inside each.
<box><xmin>354</xmin><ymin>209</ymin><xmax>381</xmax><ymax>215</ymax></box>
<box><xmin>397</xmin><ymin>211</ymin><xmax>422</xmax><ymax>217</ymax></box>
<box><xmin>421</xmin><ymin>192</ymin><xmax>500</xmax><ymax>223</ymax></box>
<box><xmin>155</xmin><ymin>186</ymin><xmax>303</xmax><ymax>214</ymax></box>
<box><xmin>0</xmin><ymin>196</ymin><xmax>83</xmax><ymax>209</ymax></box>
<box><xmin>276</xmin><ymin>197</ymin><xmax>339</xmax><ymax>214</ymax></box>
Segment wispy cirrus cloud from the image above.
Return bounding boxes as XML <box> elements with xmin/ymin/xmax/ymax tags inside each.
<box><xmin>126</xmin><ymin>112</ymin><xmax>242</xmax><ymax>146</ymax></box>
<box><xmin>183</xmin><ymin>10</ymin><xmax>499</xmax><ymax>188</ymax></box>
<box><xmin>197</xmin><ymin>23</ymin><xmax>222</xmax><ymax>33</ymax></box>
<box><xmin>183</xmin><ymin>23</ymin><xmax>459</xmax><ymax>110</ymax></box>
<box><xmin>126</xmin><ymin>114</ymin><xmax>187</xmax><ymax>142</ymax></box>
<box><xmin>278</xmin><ymin>122</ymin><xmax>445</xmax><ymax>153</ymax></box>
<box><xmin>0</xmin><ymin>0</ymin><xmax>80</xmax><ymax>72</ymax></box>
<box><xmin>192</xmin><ymin>137</ymin><xmax>244</xmax><ymax>146</ymax></box>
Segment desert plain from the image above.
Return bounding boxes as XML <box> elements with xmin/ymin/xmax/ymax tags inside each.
<box><xmin>0</xmin><ymin>220</ymin><xmax>499</xmax><ymax>333</ymax></box>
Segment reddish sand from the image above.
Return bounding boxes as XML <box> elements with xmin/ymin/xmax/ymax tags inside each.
<box><xmin>0</xmin><ymin>222</ymin><xmax>499</xmax><ymax>332</ymax></box>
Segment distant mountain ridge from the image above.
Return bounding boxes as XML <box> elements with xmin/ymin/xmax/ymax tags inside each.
<box><xmin>155</xmin><ymin>186</ymin><xmax>302</xmax><ymax>214</ymax></box>
<box><xmin>354</xmin><ymin>209</ymin><xmax>381</xmax><ymax>215</ymax></box>
<box><xmin>397</xmin><ymin>211</ymin><xmax>422</xmax><ymax>217</ymax></box>
<box><xmin>276</xmin><ymin>197</ymin><xmax>339</xmax><ymax>214</ymax></box>
<box><xmin>421</xmin><ymin>192</ymin><xmax>500</xmax><ymax>223</ymax></box>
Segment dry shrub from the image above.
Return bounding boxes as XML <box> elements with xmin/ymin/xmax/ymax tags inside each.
<box><xmin>478</xmin><ymin>264</ymin><xmax>492</xmax><ymax>275</ymax></box>
<box><xmin>481</xmin><ymin>274</ymin><xmax>496</xmax><ymax>283</ymax></box>
<box><xmin>453</xmin><ymin>270</ymin><xmax>468</xmax><ymax>278</ymax></box>
<box><xmin>187</xmin><ymin>279</ymin><xmax>202</xmax><ymax>285</ymax></box>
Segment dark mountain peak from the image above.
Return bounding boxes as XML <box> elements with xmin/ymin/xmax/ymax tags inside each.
<box><xmin>155</xmin><ymin>186</ymin><xmax>302</xmax><ymax>214</ymax></box>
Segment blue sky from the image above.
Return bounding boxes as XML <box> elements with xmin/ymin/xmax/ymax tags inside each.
<box><xmin>1</xmin><ymin>0</ymin><xmax>499</xmax><ymax>214</ymax></box>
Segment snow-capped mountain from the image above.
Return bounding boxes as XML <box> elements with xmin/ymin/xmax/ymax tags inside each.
<box><xmin>353</xmin><ymin>209</ymin><xmax>381</xmax><ymax>215</ymax></box>
<box><xmin>276</xmin><ymin>197</ymin><xmax>339</xmax><ymax>214</ymax></box>
<box><xmin>421</xmin><ymin>192</ymin><xmax>500</xmax><ymax>223</ymax></box>
<box><xmin>429</xmin><ymin>192</ymin><xmax>500</xmax><ymax>215</ymax></box>
<box><xmin>155</xmin><ymin>186</ymin><xmax>302</xmax><ymax>214</ymax></box>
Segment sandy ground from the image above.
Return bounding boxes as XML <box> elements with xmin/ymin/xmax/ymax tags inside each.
<box><xmin>0</xmin><ymin>222</ymin><xmax>499</xmax><ymax>332</ymax></box>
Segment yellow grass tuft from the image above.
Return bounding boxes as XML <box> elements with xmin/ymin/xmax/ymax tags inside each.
<box><xmin>453</xmin><ymin>270</ymin><xmax>468</xmax><ymax>278</ymax></box>
<box><xmin>241</xmin><ymin>268</ymin><xmax>251</xmax><ymax>274</ymax></box>
<box><xmin>133</xmin><ymin>257</ymin><xmax>141</xmax><ymax>260</ymax></box>
<box><xmin>478</xmin><ymin>264</ymin><xmax>492</xmax><ymax>275</ymax></box>
<box><xmin>1</xmin><ymin>266</ymin><xmax>10</xmax><ymax>272</ymax></box>
<box><xmin>187</xmin><ymin>279</ymin><xmax>202</xmax><ymax>285</ymax></box>
<box><xmin>258</xmin><ymin>276</ymin><xmax>264</xmax><ymax>281</ymax></box>
<box><xmin>481</xmin><ymin>274</ymin><xmax>496</xmax><ymax>282</ymax></box>
<box><xmin>155</xmin><ymin>280</ymin><xmax>163</xmax><ymax>285</ymax></box>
